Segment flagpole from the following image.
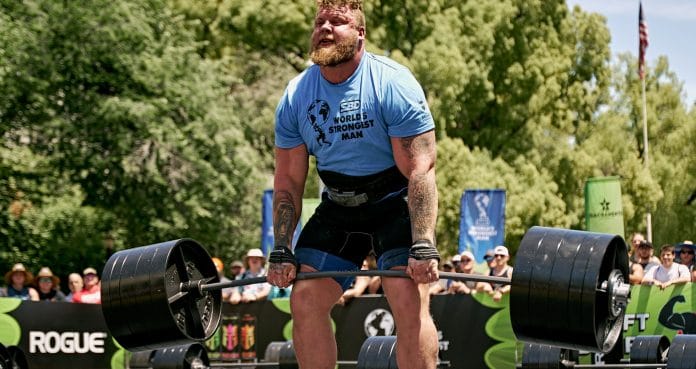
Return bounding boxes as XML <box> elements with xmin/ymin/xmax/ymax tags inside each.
<box><xmin>641</xmin><ymin>76</ymin><xmax>652</xmax><ymax>242</ymax></box>
<box><xmin>638</xmin><ymin>1</ymin><xmax>652</xmax><ymax>242</ymax></box>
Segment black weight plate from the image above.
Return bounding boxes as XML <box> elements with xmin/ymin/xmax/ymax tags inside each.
<box><xmin>150</xmin><ymin>343</ymin><xmax>210</xmax><ymax>369</ymax></box>
<box><xmin>278</xmin><ymin>341</ymin><xmax>298</xmax><ymax>369</ymax></box>
<box><xmin>521</xmin><ymin>343</ymin><xmax>579</xmax><ymax>369</ymax></box>
<box><xmin>0</xmin><ymin>343</ymin><xmax>11</xmax><ymax>369</ymax></box>
<box><xmin>667</xmin><ymin>335</ymin><xmax>696</xmax><ymax>369</ymax></box>
<box><xmin>630</xmin><ymin>335</ymin><xmax>669</xmax><ymax>363</ymax></box>
<box><xmin>511</xmin><ymin>226</ymin><xmax>548</xmax><ymax>344</ymax></box>
<box><xmin>264</xmin><ymin>341</ymin><xmax>284</xmax><ymax>363</ymax></box>
<box><xmin>129</xmin><ymin>350</ymin><xmax>156</xmax><ymax>368</ymax></box>
<box><xmin>357</xmin><ymin>336</ymin><xmax>396</xmax><ymax>369</ymax></box>
<box><xmin>102</xmin><ymin>239</ymin><xmax>221</xmax><ymax>351</ymax></box>
<box><xmin>7</xmin><ymin>345</ymin><xmax>28</xmax><ymax>369</ymax></box>
<box><xmin>166</xmin><ymin>241</ymin><xmax>221</xmax><ymax>347</ymax></box>
<box><xmin>592</xmin><ymin>234</ymin><xmax>627</xmax><ymax>352</ymax></box>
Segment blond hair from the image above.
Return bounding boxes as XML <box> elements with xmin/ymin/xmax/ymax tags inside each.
<box><xmin>316</xmin><ymin>0</ymin><xmax>365</xmax><ymax>29</ymax></box>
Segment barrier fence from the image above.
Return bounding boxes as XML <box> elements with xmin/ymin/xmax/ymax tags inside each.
<box><xmin>0</xmin><ymin>284</ymin><xmax>694</xmax><ymax>369</ymax></box>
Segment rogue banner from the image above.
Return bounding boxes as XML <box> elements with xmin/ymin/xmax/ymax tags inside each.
<box><xmin>584</xmin><ymin>176</ymin><xmax>625</xmax><ymax>236</ymax></box>
<box><xmin>458</xmin><ymin>189</ymin><xmax>506</xmax><ymax>263</ymax></box>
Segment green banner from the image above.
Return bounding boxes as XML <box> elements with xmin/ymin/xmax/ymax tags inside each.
<box><xmin>585</xmin><ymin>176</ymin><xmax>625</xmax><ymax>236</ymax></box>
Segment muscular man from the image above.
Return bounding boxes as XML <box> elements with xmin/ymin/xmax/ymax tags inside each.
<box><xmin>267</xmin><ymin>1</ymin><xmax>440</xmax><ymax>368</ymax></box>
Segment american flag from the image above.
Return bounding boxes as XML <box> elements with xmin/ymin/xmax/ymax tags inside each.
<box><xmin>638</xmin><ymin>2</ymin><xmax>649</xmax><ymax>79</ymax></box>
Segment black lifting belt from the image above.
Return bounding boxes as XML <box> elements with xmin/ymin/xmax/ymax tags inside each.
<box><xmin>319</xmin><ymin>166</ymin><xmax>408</xmax><ymax>207</ymax></box>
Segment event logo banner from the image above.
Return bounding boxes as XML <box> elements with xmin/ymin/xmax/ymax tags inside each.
<box><xmin>261</xmin><ymin>190</ymin><xmax>319</xmax><ymax>256</ymax></box>
<box><xmin>584</xmin><ymin>177</ymin><xmax>625</xmax><ymax>236</ymax></box>
<box><xmin>459</xmin><ymin>189</ymin><xmax>506</xmax><ymax>263</ymax></box>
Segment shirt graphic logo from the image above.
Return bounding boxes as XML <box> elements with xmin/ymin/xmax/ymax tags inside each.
<box><xmin>306</xmin><ymin>99</ymin><xmax>332</xmax><ymax>146</ymax></box>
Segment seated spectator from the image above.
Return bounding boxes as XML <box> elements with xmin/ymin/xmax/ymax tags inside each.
<box><xmin>676</xmin><ymin>240</ymin><xmax>695</xmax><ymax>282</ymax></box>
<box><xmin>229</xmin><ymin>260</ymin><xmax>245</xmax><ymax>280</ymax></box>
<box><xmin>72</xmin><ymin>267</ymin><xmax>101</xmax><ymax>304</ymax></box>
<box><xmin>634</xmin><ymin>240</ymin><xmax>660</xmax><ymax>271</ymax></box>
<box><xmin>35</xmin><ymin>267</ymin><xmax>66</xmax><ymax>302</ymax></box>
<box><xmin>3</xmin><ymin>263</ymin><xmax>39</xmax><ymax>301</ymax></box>
<box><xmin>340</xmin><ymin>253</ymin><xmax>381</xmax><ymax>303</ymax></box>
<box><xmin>229</xmin><ymin>248</ymin><xmax>270</xmax><ymax>304</ymax></box>
<box><xmin>451</xmin><ymin>254</ymin><xmax>462</xmax><ymax>272</ymax></box>
<box><xmin>484</xmin><ymin>246</ymin><xmax>513</xmax><ymax>302</ymax></box>
<box><xmin>641</xmin><ymin>245</ymin><xmax>691</xmax><ymax>289</ymax></box>
<box><xmin>212</xmin><ymin>257</ymin><xmax>236</xmax><ymax>301</ymax></box>
<box><xmin>628</xmin><ymin>232</ymin><xmax>646</xmax><ymax>262</ymax></box>
<box><xmin>65</xmin><ymin>273</ymin><xmax>84</xmax><ymax>302</ymax></box>
<box><xmin>449</xmin><ymin>251</ymin><xmax>488</xmax><ymax>295</ymax></box>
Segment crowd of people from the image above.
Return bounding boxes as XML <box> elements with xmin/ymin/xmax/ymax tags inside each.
<box><xmin>627</xmin><ymin>232</ymin><xmax>695</xmax><ymax>288</ymax></box>
<box><xmin>1</xmin><ymin>234</ymin><xmax>693</xmax><ymax>305</ymax></box>
<box><xmin>0</xmin><ymin>264</ymin><xmax>101</xmax><ymax>303</ymax></box>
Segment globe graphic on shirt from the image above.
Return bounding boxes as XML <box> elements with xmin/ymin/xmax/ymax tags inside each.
<box><xmin>363</xmin><ymin>308</ymin><xmax>395</xmax><ymax>337</ymax></box>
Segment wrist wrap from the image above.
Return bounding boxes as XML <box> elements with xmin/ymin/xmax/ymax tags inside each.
<box><xmin>409</xmin><ymin>239</ymin><xmax>440</xmax><ymax>261</ymax></box>
<box><xmin>269</xmin><ymin>246</ymin><xmax>299</xmax><ymax>268</ymax></box>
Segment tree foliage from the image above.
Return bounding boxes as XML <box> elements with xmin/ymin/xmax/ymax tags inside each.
<box><xmin>1</xmin><ymin>0</ymin><xmax>694</xmax><ymax>280</ymax></box>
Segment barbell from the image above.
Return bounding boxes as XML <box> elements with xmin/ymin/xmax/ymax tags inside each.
<box><xmin>101</xmin><ymin>226</ymin><xmax>630</xmax><ymax>353</ymax></box>
<box><xmin>520</xmin><ymin>335</ymin><xmax>696</xmax><ymax>369</ymax></box>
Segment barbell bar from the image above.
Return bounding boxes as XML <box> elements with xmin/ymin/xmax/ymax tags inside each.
<box><xmin>102</xmin><ymin>226</ymin><xmax>630</xmax><ymax>353</ymax></box>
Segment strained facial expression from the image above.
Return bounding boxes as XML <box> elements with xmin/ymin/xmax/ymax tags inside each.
<box><xmin>310</xmin><ymin>6</ymin><xmax>364</xmax><ymax>66</ymax></box>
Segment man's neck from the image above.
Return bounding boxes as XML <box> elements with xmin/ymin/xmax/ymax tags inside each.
<box><xmin>319</xmin><ymin>49</ymin><xmax>365</xmax><ymax>84</ymax></box>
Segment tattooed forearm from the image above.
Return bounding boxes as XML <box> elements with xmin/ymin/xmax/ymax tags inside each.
<box><xmin>273</xmin><ymin>190</ymin><xmax>298</xmax><ymax>248</ymax></box>
<box><xmin>409</xmin><ymin>170</ymin><xmax>438</xmax><ymax>243</ymax></box>
<box><xmin>398</xmin><ymin>132</ymin><xmax>438</xmax><ymax>243</ymax></box>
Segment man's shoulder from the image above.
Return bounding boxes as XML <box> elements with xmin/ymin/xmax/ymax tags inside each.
<box><xmin>363</xmin><ymin>52</ymin><xmax>408</xmax><ymax>73</ymax></box>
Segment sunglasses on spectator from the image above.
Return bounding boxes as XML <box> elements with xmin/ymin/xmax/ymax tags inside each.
<box><xmin>682</xmin><ymin>250</ymin><xmax>694</xmax><ymax>255</ymax></box>
<box><xmin>460</xmin><ymin>258</ymin><xmax>471</xmax><ymax>263</ymax></box>
<box><xmin>494</xmin><ymin>254</ymin><xmax>505</xmax><ymax>259</ymax></box>
<box><xmin>38</xmin><ymin>277</ymin><xmax>53</xmax><ymax>283</ymax></box>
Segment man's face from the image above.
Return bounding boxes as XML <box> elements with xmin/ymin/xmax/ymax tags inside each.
<box><xmin>310</xmin><ymin>6</ymin><xmax>364</xmax><ymax>66</ymax></box>
<box><xmin>84</xmin><ymin>273</ymin><xmax>99</xmax><ymax>288</ymax></box>
<box><xmin>630</xmin><ymin>234</ymin><xmax>645</xmax><ymax>251</ymax></box>
<box><xmin>680</xmin><ymin>248</ymin><xmax>694</xmax><ymax>263</ymax></box>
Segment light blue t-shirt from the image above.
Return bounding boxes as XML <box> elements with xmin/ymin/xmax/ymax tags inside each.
<box><xmin>275</xmin><ymin>52</ymin><xmax>434</xmax><ymax>176</ymax></box>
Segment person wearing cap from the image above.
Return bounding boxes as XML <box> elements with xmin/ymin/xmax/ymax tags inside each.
<box><xmin>72</xmin><ymin>267</ymin><xmax>101</xmax><ymax>304</ymax></box>
<box><xmin>2</xmin><ymin>263</ymin><xmax>39</xmax><ymax>301</ymax></box>
<box><xmin>449</xmin><ymin>251</ymin><xmax>488</xmax><ymax>295</ymax></box>
<box><xmin>634</xmin><ymin>240</ymin><xmax>660</xmax><ymax>274</ymax></box>
<box><xmin>641</xmin><ymin>244</ymin><xmax>691</xmax><ymax>289</ymax></box>
<box><xmin>65</xmin><ymin>273</ymin><xmax>84</xmax><ymax>302</ymax></box>
<box><xmin>229</xmin><ymin>260</ymin><xmax>245</xmax><ymax>280</ymax></box>
<box><xmin>34</xmin><ymin>267</ymin><xmax>66</xmax><ymax>302</ymax></box>
<box><xmin>229</xmin><ymin>248</ymin><xmax>271</xmax><ymax>304</ymax></box>
<box><xmin>484</xmin><ymin>246</ymin><xmax>513</xmax><ymax>302</ymax></box>
<box><xmin>675</xmin><ymin>240</ymin><xmax>695</xmax><ymax>282</ymax></box>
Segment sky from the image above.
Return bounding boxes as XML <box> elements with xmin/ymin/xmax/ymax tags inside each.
<box><xmin>567</xmin><ymin>0</ymin><xmax>696</xmax><ymax>105</ymax></box>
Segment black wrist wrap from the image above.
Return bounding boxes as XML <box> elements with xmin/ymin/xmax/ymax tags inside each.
<box><xmin>409</xmin><ymin>240</ymin><xmax>440</xmax><ymax>261</ymax></box>
<box><xmin>269</xmin><ymin>246</ymin><xmax>299</xmax><ymax>268</ymax></box>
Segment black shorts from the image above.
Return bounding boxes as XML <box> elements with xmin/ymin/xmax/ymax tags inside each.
<box><xmin>294</xmin><ymin>193</ymin><xmax>412</xmax><ymax>285</ymax></box>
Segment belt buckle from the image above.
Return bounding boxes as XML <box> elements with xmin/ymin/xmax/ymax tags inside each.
<box><xmin>327</xmin><ymin>190</ymin><xmax>369</xmax><ymax>207</ymax></box>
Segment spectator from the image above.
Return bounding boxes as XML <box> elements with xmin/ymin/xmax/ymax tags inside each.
<box><xmin>641</xmin><ymin>244</ymin><xmax>691</xmax><ymax>289</ymax></box>
<box><xmin>449</xmin><ymin>251</ymin><xmax>488</xmax><ymax>295</ymax></box>
<box><xmin>229</xmin><ymin>249</ymin><xmax>270</xmax><ymax>304</ymax></box>
<box><xmin>451</xmin><ymin>254</ymin><xmax>462</xmax><ymax>272</ymax></box>
<box><xmin>34</xmin><ymin>267</ymin><xmax>66</xmax><ymax>302</ymax></box>
<box><xmin>229</xmin><ymin>260</ymin><xmax>245</xmax><ymax>280</ymax></box>
<box><xmin>634</xmin><ymin>240</ymin><xmax>660</xmax><ymax>275</ymax></box>
<box><xmin>73</xmin><ymin>267</ymin><xmax>101</xmax><ymax>304</ymax></box>
<box><xmin>628</xmin><ymin>232</ymin><xmax>646</xmax><ymax>262</ymax></box>
<box><xmin>676</xmin><ymin>240</ymin><xmax>695</xmax><ymax>282</ymax></box>
<box><xmin>65</xmin><ymin>273</ymin><xmax>84</xmax><ymax>302</ymax></box>
<box><xmin>338</xmin><ymin>258</ymin><xmax>371</xmax><ymax>304</ymax></box>
<box><xmin>212</xmin><ymin>257</ymin><xmax>236</xmax><ymax>301</ymax></box>
<box><xmin>485</xmin><ymin>246</ymin><xmax>513</xmax><ymax>302</ymax></box>
<box><xmin>2</xmin><ymin>263</ymin><xmax>39</xmax><ymax>301</ymax></box>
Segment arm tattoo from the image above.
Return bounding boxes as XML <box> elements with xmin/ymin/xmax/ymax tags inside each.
<box><xmin>400</xmin><ymin>134</ymin><xmax>438</xmax><ymax>243</ymax></box>
<box><xmin>273</xmin><ymin>191</ymin><xmax>297</xmax><ymax>248</ymax></box>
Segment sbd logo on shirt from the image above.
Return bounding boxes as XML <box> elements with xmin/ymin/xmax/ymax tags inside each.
<box><xmin>340</xmin><ymin>100</ymin><xmax>360</xmax><ymax>113</ymax></box>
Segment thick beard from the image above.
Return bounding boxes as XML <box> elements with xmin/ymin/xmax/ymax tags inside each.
<box><xmin>310</xmin><ymin>33</ymin><xmax>359</xmax><ymax>67</ymax></box>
